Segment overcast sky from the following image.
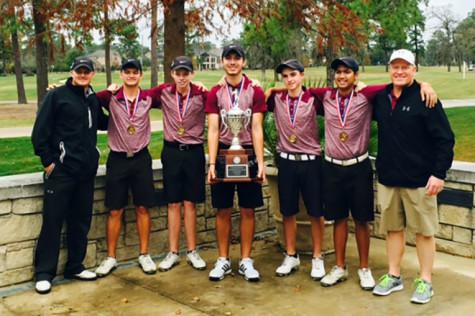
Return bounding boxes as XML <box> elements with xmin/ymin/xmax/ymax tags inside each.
<box><xmin>132</xmin><ymin>1</ymin><xmax>475</xmax><ymax>48</ymax></box>
<box><xmin>204</xmin><ymin>0</ymin><xmax>475</xmax><ymax>46</ymax></box>
<box><xmin>423</xmin><ymin>0</ymin><xmax>475</xmax><ymax>40</ymax></box>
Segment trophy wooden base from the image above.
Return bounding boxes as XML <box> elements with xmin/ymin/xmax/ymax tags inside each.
<box><xmin>210</xmin><ymin>149</ymin><xmax>262</xmax><ymax>184</ymax></box>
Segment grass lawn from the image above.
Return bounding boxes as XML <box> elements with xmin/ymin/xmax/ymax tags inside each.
<box><xmin>367</xmin><ymin>107</ymin><xmax>475</xmax><ymax>162</ymax></box>
<box><xmin>0</xmin><ymin>107</ymin><xmax>473</xmax><ymax>177</ymax></box>
<box><xmin>0</xmin><ymin>103</ymin><xmax>162</xmax><ymax>128</ymax></box>
<box><xmin>1</xmin><ymin>66</ymin><xmax>473</xmax><ymax>129</ymax></box>
<box><xmin>0</xmin><ymin>131</ymin><xmax>164</xmax><ymax>177</ymax></box>
<box><xmin>1</xmin><ymin>66</ymin><xmax>474</xmax><ymax>102</ymax></box>
<box><xmin>445</xmin><ymin>107</ymin><xmax>475</xmax><ymax>162</ymax></box>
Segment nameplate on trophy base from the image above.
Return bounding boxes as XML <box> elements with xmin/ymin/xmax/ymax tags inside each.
<box><xmin>226</xmin><ymin>164</ymin><xmax>248</xmax><ymax>178</ymax></box>
<box><xmin>211</xmin><ymin>149</ymin><xmax>261</xmax><ymax>183</ymax></box>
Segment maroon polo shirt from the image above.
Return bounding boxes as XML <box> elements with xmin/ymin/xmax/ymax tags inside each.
<box><xmin>205</xmin><ymin>75</ymin><xmax>267</xmax><ymax>146</ymax></box>
<box><xmin>267</xmin><ymin>88</ymin><xmax>323</xmax><ymax>155</ymax></box>
<box><xmin>149</xmin><ymin>83</ymin><xmax>207</xmax><ymax>144</ymax></box>
<box><xmin>96</xmin><ymin>87</ymin><xmax>160</xmax><ymax>153</ymax></box>
<box><xmin>311</xmin><ymin>84</ymin><xmax>387</xmax><ymax>160</ymax></box>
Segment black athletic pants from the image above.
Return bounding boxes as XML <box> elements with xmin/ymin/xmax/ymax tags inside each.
<box><xmin>35</xmin><ymin>167</ymin><xmax>95</xmax><ymax>281</ymax></box>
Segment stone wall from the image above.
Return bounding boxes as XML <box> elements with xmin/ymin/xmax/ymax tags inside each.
<box><xmin>0</xmin><ymin>161</ymin><xmax>275</xmax><ymax>288</ymax></box>
<box><xmin>1</xmin><ymin>159</ymin><xmax>474</xmax><ymax>289</ymax></box>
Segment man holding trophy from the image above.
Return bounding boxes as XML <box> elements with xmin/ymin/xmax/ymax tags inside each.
<box><xmin>206</xmin><ymin>44</ymin><xmax>267</xmax><ymax>282</ymax></box>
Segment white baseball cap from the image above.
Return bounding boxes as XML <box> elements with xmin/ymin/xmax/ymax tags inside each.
<box><xmin>389</xmin><ymin>49</ymin><xmax>415</xmax><ymax>65</ymax></box>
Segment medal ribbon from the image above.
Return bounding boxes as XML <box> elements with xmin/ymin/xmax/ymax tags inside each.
<box><xmin>225</xmin><ymin>79</ymin><xmax>245</xmax><ymax>110</ymax></box>
<box><xmin>335</xmin><ymin>90</ymin><xmax>354</xmax><ymax>128</ymax></box>
<box><xmin>286</xmin><ymin>91</ymin><xmax>303</xmax><ymax>128</ymax></box>
<box><xmin>175</xmin><ymin>88</ymin><xmax>192</xmax><ymax>124</ymax></box>
<box><xmin>124</xmin><ymin>90</ymin><xmax>140</xmax><ymax>120</ymax></box>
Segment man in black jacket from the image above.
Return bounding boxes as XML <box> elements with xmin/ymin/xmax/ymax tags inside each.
<box><xmin>372</xmin><ymin>49</ymin><xmax>455</xmax><ymax>304</ymax></box>
<box><xmin>31</xmin><ymin>57</ymin><xmax>108</xmax><ymax>294</ymax></box>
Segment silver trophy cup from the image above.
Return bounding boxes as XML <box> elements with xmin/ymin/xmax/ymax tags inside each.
<box><xmin>220</xmin><ymin>107</ymin><xmax>252</xmax><ymax>150</ymax></box>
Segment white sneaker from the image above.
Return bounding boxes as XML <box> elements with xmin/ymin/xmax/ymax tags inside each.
<box><xmin>158</xmin><ymin>252</ymin><xmax>180</xmax><ymax>271</ymax></box>
<box><xmin>320</xmin><ymin>265</ymin><xmax>348</xmax><ymax>287</ymax></box>
<box><xmin>186</xmin><ymin>250</ymin><xmax>206</xmax><ymax>270</ymax></box>
<box><xmin>95</xmin><ymin>257</ymin><xmax>118</xmax><ymax>277</ymax></box>
<box><xmin>310</xmin><ymin>256</ymin><xmax>326</xmax><ymax>280</ymax></box>
<box><xmin>138</xmin><ymin>254</ymin><xmax>157</xmax><ymax>274</ymax></box>
<box><xmin>238</xmin><ymin>258</ymin><xmax>260</xmax><ymax>282</ymax></box>
<box><xmin>35</xmin><ymin>280</ymin><xmax>52</xmax><ymax>294</ymax></box>
<box><xmin>208</xmin><ymin>257</ymin><xmax>232</xmax><ymax>281</ymax></box>
<box><xmin>275</xmin><ymin>253</ymin><xmax>300</xmax><ymax>277</ymax></box>
<box><xmin>358</xmin><ymin>268</ymin><xmax>376</xmax><ymax>290</ymax></box>
<box><xmin>72</xmin><ymin>270</ymin><xmax>97</xmax><ymax>281</ymax></box>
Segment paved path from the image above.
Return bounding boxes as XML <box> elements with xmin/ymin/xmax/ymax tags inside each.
<box><xmin>0</xmin><ymin>121</ymin><xmax>163</xmax><ymax>139</ymax></box>
<box><xmin>442</xmin><ymin>99</ymin><xmax>475</xmax><ymax>108</ymax></box>
<box><xmin>1</xmin><ymin>236</ymin><xmax>475</xmax><ymax>315</ymax></box>
<box><xmin>0</xmin><ymin>99</ymin><xmax>474</xmax><ymax>139</ymax></box>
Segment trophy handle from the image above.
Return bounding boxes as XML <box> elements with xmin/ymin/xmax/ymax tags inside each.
<box><xmin>220</xmin><ymin>109</ymin><xmax>228</xmax><ymax>131</ymax></box>
<box><xmin>243</xmin><ymin>108</ymin><xmax>252</xmax><ymax>129</ymax></box>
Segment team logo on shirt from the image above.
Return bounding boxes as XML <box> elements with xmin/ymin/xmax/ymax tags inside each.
<box><xmin>402</xmin><ymin>105</ymin><xmax>411</xmax><ymax>112</ymax></box>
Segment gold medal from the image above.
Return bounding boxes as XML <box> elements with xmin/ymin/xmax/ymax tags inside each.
<box><xmin>125</xmin><ymin>90</ymin><xmax>140</xmax><ymax>136</ymax></box>
<box><xmin>339</xmin><ymin>131</ymin><xmax>349</xmax><ymax>142</ymax></box>
<box><xmin>288</xmin><ymin>134</ymin><xmax>298</xmax><ymax>143</ymax></box>
<box><xmin>127</xmin><ymin>125</ymin><xmax>136</xmax><ymax>135</ymax></box>
<box><xmin>177</xmin><ymin>127</ymin><xmax>185</xmax><ymax>136</ymax></box>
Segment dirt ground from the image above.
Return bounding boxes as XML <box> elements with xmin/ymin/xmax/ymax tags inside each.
<box><xmin>0</xmin><ymin>103</ymin><xmax>37</xmax><ymax>122</ymax></box>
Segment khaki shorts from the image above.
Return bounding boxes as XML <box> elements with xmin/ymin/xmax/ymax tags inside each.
<box><xmin>377</xmin><ymin>183</ymin><xmax>439</xmax><ymax>236</ymax></box>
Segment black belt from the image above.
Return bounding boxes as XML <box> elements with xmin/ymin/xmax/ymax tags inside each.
<box><xmin>164</xmin><ymin>140</ymin><xmax>203</xmax><ymax>151</ymax></box>
<box><xmin>218</xmin><ymin>143</ymin><xmax>254</xmax><ymax>150</ymax></box>
<box><xmin>110</xmin><ymin>147</ymin><xmax>148</xmax><ymax>158</ymax></box>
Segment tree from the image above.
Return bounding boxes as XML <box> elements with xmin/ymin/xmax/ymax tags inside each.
<box><xmin>159</xmin><ymin>0</ymin><xmax>278</xmax><ymax>82</ymax></box>
<box><xmin>312</xmin><ymin>1</ymin><xmax>367</xmax><ymax>85</ymax></box>
<box><xmin>425</xmin><ymin>30</ymin><xmax>451</xmax><ymax>66</ymax></box>
<box><xmin>425</xmin><ymin>36</ymin><xmax>440</xmax><ymax>66</ymax></box>
<box><xmin>242</xmin><ymin>22</ymin><xmax>275</xmax><ymax>78</ymax></box>
<box><xmin>157</xmin><ymin>0</ymin><xmax>280</xmax><ymax>82</ymax></box>
<box><xmin>185</xmin><ymin>29</ymin><xmax>202</xmax><ymax>57</ymax></box>
<box><xmin>0</xmin><ymin>12</ymin><xmax>13</xmax><ymax>76</ymax></box>
<box><xmin>346</xmin><ymin>1</ymin><xmax>386</xmax><ymax>72</ymax></box>
<box><xmin>150</xmin><ymin>0</ymin><xmax>159</xmax><ymax>87</ymax></box>
<box><xmin>0</xmin><ymin>32</ymin><xmax>11</xmax><ymax>75</ymax></box>
<box><xmin>242</xmin><ymin>2</ymin><xmax>306</xmax><ymax>81</ymax></box>
<box><xmin>103</xmin><ymin>0</ymin><xmax>112</xmax><ymax>86</ymax></box>
<box><xmin>455</xmin><ymin>9</ymin><xmax>475</xmax><ymax>67</ymax></box>
<box><xmin>95</xmin><ymin>1</ymin><xmax>143</xmax><ymax>85</ymax></box>
<box><xmin>0</xmin><ymin>0</ymin><xmax>28</xmax><ymax>103</ymax></box>
<box><xmin>115</xmin><ymin>22</ymin><xmax>141</xmax><ymax>59</ymax></box>
<box><xmin>239</xmin><ymin>0</ymin><xmax>367</xmax><ymax>85</ymax></box>
<box><xmin>11</xmin><ymin>27</ymin><xmax>28</xmax><ymax>104</ymax></box>
<box><xmin>163</xmin><ymin>0</ymin><xmax>185</xmax><ymax>83</ymax></box>
<box><xmin>29</xmin><ymin>0</ymin><xmax>96</xmax><ymax>105</ymax></box>
<box><xmin>32</xmin><ymin>0</ymin><xmax>49</xmax><ymax>106</ymax></box>
<box><xmin>408</xmin><ymin>21</ymin><xmax>425</xmax><ymax>70</ymax></box>
<box><xmin>53</xmin><ymin>47</ymin><xmax>82</xmax><ymax>71</ymax></box>
<box><xmin>431</xmin><ymin>6</ymin><xmax>458</xmax><ymax>72</ymax></box>
<box><xmin>365</xmin><ymin>0</ymin><xmax>428</xmax><ymax>71</ymax></box>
